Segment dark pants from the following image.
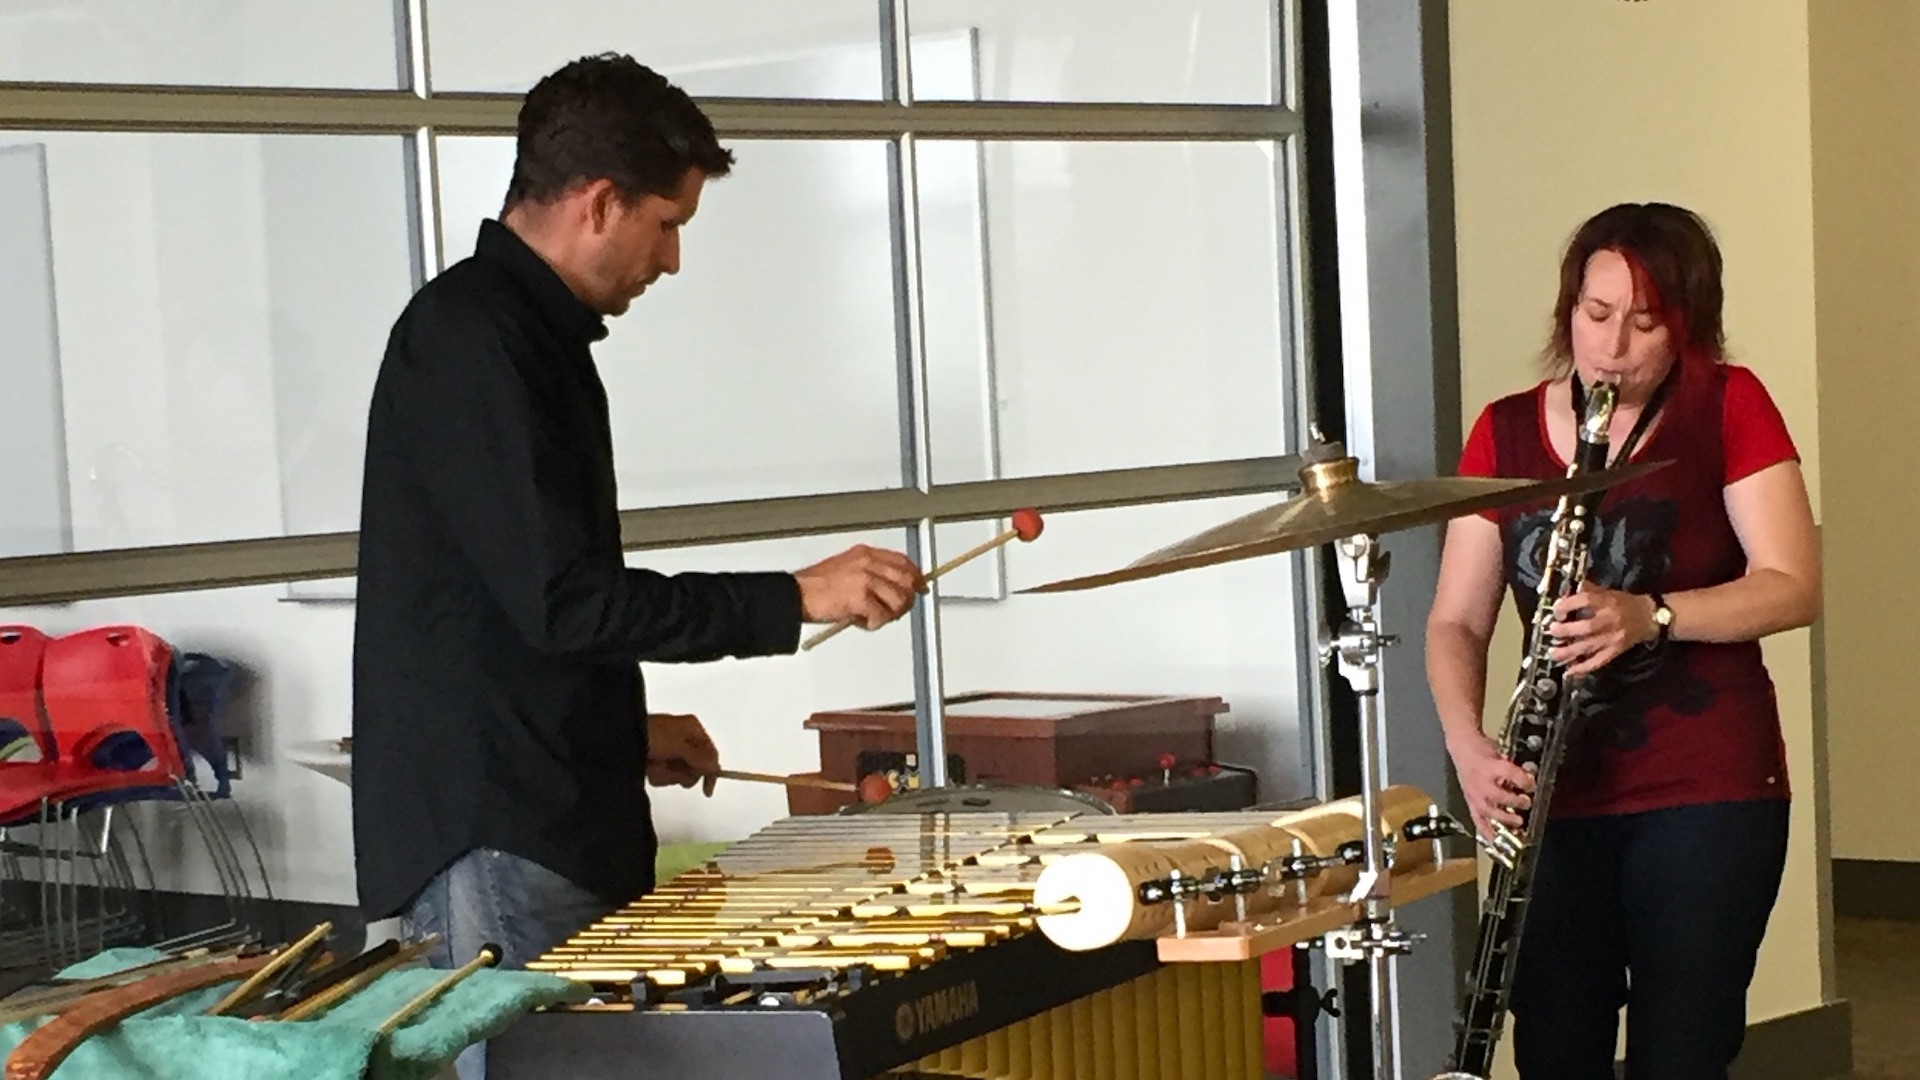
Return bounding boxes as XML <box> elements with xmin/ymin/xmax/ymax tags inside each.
<box><xmin>1509</xmin><ymin>799</ymin><xmax>1791</xmax><ymax>1080</ymax></box>
<box><xmin>405</xmin><ymin>848</ymin><xmax>619</xmax><ymax>1080</ymax></box>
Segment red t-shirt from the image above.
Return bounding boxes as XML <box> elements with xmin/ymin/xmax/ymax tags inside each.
<box><xmin>1456</xmin><ymin>363</ymin><xmax>1799</xmax><ymax>817</ymax></box>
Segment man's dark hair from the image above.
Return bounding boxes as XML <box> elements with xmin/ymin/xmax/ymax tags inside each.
<box><xmin>502</xmin><ymin>53</ymin><xmax>734</xmax><ymax>211</ymax></box>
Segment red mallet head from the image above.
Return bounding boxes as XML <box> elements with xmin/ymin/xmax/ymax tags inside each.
<box><xmin>1010</xmin><ymin>508</ymin><xmax>1044</xmax><ymax>543</ymax></box>
<box><xmin>858</xmin><ymin>773</ymin><xmax>895</xmax><ymax>805</ymax></box>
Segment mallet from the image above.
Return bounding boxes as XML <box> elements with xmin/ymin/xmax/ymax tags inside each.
<box><xmin>801</xmin><ymin>508</ymin><xmax>1045</xmax><ymax>651</ymax></box>
<box><xmin>713</xmin><ymin>768</ymin><xmax>856</xmax><ymax>794</ymax></box>
<box><xmin>375</xmin><ymin>943</ymin><xmax>503</xmax><ymax>1038</ymax></box>
<box><xmin>709</xmin><ymin>768</ymin><xmax>895</xmax><ymax>805</ymax></box>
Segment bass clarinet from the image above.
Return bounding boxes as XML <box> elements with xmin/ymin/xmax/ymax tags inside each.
<box><xmin>1432</xmin><ymin>379</ymin><xmax>1620</xmax><ymax>1080</ymax></box>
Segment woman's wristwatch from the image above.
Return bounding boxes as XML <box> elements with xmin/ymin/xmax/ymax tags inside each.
<box><xmin>1649</xmin><ymin>593</ymin><xmax>1675</xmax><ymax>646</ymax></box>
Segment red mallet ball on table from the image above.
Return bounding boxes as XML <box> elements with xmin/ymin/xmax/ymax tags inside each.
<box><xmin>858</xmin><ymin>773</ymin><xmax>895</xmax><ymax>805</ymax></box>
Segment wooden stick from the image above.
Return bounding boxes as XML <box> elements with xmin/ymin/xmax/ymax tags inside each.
<box><xmin>801</xmin><ymin>526</ymin><xmax>1019</xmax><ymax>650</ymax></box>
<box><xmin>715</xmin><ymin>768</ymin><xmax>857</xmax><ymax>793</ymax></box>
<box><xmin>205</xmin><ymin>921</ymin><xmax>333</xmax><ymax>1017</ymax></box>
<box><xmin>277</xmin><ymin>936</ymin><xmax>439</xmax><ymax>1022</ymax></box>
<box><xmin>375</xmin><ymin>944</ymin><xmax>502</xmax><ymax>1038</ymax></box>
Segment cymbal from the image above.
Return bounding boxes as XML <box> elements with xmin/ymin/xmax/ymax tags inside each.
<box><xmin>1019</xmin><ymin>453</ymin><xmax>1672</xmax><ymax>594</ymax></box>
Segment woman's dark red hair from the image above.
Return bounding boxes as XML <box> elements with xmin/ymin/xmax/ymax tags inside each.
<box><xmin>1542</xmin><ymin>202</ymin><xmax>1727</xmax><ymax>405</ymax></box>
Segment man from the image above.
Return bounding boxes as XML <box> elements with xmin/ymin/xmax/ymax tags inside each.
<box><xmin>349</xmin><ymin>53</ymin><xmax>922</xmax><ymax>1076</ymax></box>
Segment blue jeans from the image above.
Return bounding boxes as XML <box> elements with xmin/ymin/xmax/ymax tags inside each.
<box><xmin>404</xmin><ymin>848</ymin><xmax>618</xmax><ymax>1080</ymax></box>
<box><xmin>1509</xmin><ymin>799</ymin><xmax>1791</xmax><ymax>1080</ymax></box>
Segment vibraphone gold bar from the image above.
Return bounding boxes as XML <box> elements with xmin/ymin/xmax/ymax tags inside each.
<box><xmin>487</xmin><ymin>789</ymin><xmax>1474</xmax><ymax>1080</ymax></box>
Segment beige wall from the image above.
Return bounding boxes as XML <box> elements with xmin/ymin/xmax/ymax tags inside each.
<box><xmin>1808</xmin><ymin>1</ymin><xmax>1920</xmax><ymax>864</ymax></box>
<box><xmin>1447</xmin><ymin>0</ymin><xmax>1827</xmax><ymax>1062</ymax></box>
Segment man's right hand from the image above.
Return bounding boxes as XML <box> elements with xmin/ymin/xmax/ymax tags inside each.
<box><xmin>795</xmin><ymin>544</ymin><xmax>924</xmax><ymax>630</ymax></box>
<box><xmin>1446</xmin><ymin>729</ymin><xmax>1535</xmax><ymax>840</ymax></box>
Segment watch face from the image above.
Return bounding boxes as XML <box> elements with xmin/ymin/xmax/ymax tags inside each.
<box><xmin>1655</xmin><ymin>606</ymin><xmax>1673</xmax><ymax>626</ymax></box>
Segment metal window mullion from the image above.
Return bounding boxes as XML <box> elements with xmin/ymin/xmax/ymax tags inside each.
<box><xmin>400</xmin><ymin>0</ymin><xmax>431</xmax><ymax>98</ymax></box>
<box><xmin>1275</xmin><ymin>0</ymin><xmax>1334</xmax><ymax>803</ymax></box>
<box><xmin>1274</xmin><ymin>5</ymin><xmax>1346</xmax><ymax>1079</ymax></box>
<box><xmin>403</xmin><ymin>131</ymin><xmax>443</xmax><ymax>280</ymax></box>
<box><xmin>0</xmin><ymin>82</ymin><xmax>1299</xmax><ymax>141</ymax></box>
<box><xmin>1328</xmin><ymin>3</ymin><xmax>1376</xmax><ymax>484</ymax></box>
<box><xmin>881</xmin><ymin>0</ymin><xmax>950</xmax><ymax>789</ymax></box>
<box><xmin>400</xmin><ymin>0</ymin><xmax>443</xmax><ymax>287</ymax></box>
<box><xmin>0</xmin><ymin>453</ymin><xmax>1333</xmax><ymax>607</ymax></box>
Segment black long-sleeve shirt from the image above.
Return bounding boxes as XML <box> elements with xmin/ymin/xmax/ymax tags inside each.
<box><xmin>351</xmin><ymin>219</ymin><xmax>802</xmax><ymax>921</ymax></box>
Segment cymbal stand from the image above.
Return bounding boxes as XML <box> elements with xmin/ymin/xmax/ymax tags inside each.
<box><xmin>1319</xmin><ymin>532</ymin><xmax>1416</xmax><ymax>1080</ymax></box>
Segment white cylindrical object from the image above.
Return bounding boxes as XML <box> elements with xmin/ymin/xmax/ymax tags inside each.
<box><xmin>1033</xmin><ymin>786</ymin><xmax>1445</xmax><ymax>951</ymax></box>
<box><xmin>1034</xmin><ymin>849</ymin><xmax>1159</xmax><ymax>952</ymax></box>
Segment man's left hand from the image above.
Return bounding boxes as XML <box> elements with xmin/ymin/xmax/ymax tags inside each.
<box><xmin>647</xmin><ymin>713</ymin><xmax>721</xmax><ymax>797</ymax></box>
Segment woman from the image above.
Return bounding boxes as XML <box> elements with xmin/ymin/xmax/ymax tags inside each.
<box><xmin>1427</xmin><ymin>202</ymin><xmax>1820</xmax><ymax>1079</ymax></box>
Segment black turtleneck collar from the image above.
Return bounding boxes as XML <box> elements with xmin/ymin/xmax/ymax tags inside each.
<box><xmin>473</xmin><ymin>218</ymin><xmax>609</xmax><ymax>345</ymax></box>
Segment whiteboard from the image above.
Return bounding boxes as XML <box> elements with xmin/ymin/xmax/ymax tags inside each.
<box><xmin>0</xmin><ymin>143</ymin><xmax>72</xmax><ymax>559</ymax></box>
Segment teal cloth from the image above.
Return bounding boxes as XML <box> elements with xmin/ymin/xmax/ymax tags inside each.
<box><xmin>2</xmin><ymin>946</ymin><xmax>591</xmax><ymax>1079</ymax></box>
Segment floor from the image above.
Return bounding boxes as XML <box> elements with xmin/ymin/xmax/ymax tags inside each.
<box><xmin>1835</xmin><ymin>916</ymin><xmax>1920</xmax><ymax>1080</ymax></box>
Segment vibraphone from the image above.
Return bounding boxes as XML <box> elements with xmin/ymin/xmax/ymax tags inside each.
<box><xmin>488</xmin><ymin>786</ymin><xmax>1475</xmax><ymax>1080</ymax></box>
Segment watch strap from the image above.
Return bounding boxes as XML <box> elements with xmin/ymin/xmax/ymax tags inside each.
<box><xmin>1649</xmin><ymin>592</ymin><xmax>1673</xmax><ymax>646</ymax></box>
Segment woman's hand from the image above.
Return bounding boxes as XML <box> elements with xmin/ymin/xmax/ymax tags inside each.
<box><xmin>1547</xmin><ymin>583</ymin><xmax>1657</xmax><ymax>676</ymax></box>
<box><xmin>1447</xmin><ymin>730</ymin><xmax>1535</xmax><ymax>840</ymax></box>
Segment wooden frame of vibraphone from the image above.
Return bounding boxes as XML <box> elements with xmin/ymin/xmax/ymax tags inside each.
<box><xmin>488</xmin><ymin>802</ymin><xmax>1476</xmax><ymax>1080</ymax></box>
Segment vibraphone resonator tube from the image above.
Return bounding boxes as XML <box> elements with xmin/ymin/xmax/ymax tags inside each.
<box><xmin>1032</xmin><ymin>785</ymin><xmax>1455</xmax><ymax>952</ymax></box>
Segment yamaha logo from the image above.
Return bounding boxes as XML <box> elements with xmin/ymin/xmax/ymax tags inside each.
<box><xmin>893</xmin><ymin>981</ymin><xmax>982</xmax><ymax>1042</ymax></box>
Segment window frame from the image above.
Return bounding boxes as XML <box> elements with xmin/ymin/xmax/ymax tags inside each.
<box><xmin>0</xmin><ymin>0</ymin><xmax>1328</xmax><ymax>796</ymax></box>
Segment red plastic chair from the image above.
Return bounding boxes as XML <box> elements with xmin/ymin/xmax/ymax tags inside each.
<box><xmin>0</xmin><ymin>626</ymin><xmax>268</xmax><ymax>971</ymax></box>
<box><xmin>0</xmin><ymin>626</ymin><xmax>183</xmax><ymax>823</ymax></box>
<box><xmin>42</xmin><ymin>626</ymin><xmax>181</xmax><ymax>775</ymax></box>
<box><xmin>0</xmin><ymin>626</ymin><xmax>53</xmax><ymax>761</ymax></box>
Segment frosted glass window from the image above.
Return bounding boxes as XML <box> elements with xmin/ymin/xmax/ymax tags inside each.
<box><xmin>426</xmin><ymin>1</ymin><xmax>884</xmax><ymax>97</ymax></box>
<box><xmin>436</xmin><ymin>136</ymin><xmax>905</xmax><ymax>508</ymax></box>
<box><xmin>0</xmin><ymin>132</ymin><xmax>416</xmax><ymax>554</ymax></box>
<box><xmin>935</xmin><ymin>496</ymin><xmax>1308</xmax><ymax>800</ymax></box>
<box><xmin>426</xmin><ymin>0</ymin><xmax>1275</xmax><ymax>104</ymax></box>
<box><xmin>631</xmin><ymin>528</ymin><xmax>921</xmax><ymax>841</ymax></box>
<box><xmin>922</xmin><ymin>139</ymin><xmax>1292</xmax><ymax>481</ymax></box>
<box><xmin>908</xmin><ymin>0</ymin><xmax>1278</xmax><ymax>104</ymax></box>
<box><xmin>0</xmin><ymin>0</ymin><xmax>403</xmax><ymax>89</ymax></box>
